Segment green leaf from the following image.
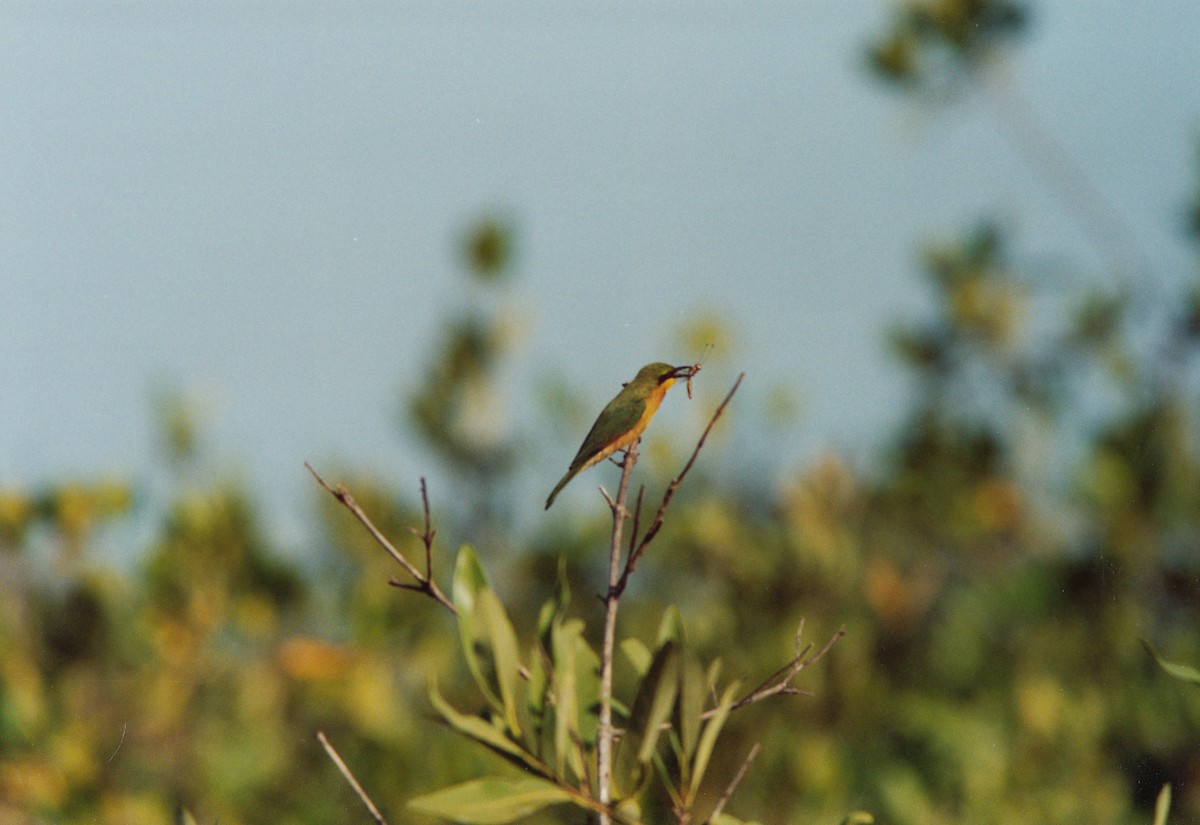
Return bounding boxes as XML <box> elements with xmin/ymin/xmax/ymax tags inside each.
<box><xmin>525</xmin><ymin>638</ymin><xmax>549</xmax><ymax>755</ymax></box>
<box><xmin>705</xmin><ymin>658</ymin><xmax>724</xmax><ymax>694</ymax></box>
<box><xmin>478</xmin><ymin>588</ymin><xmax>524</xmax><ymax>736</ymax></box>
<box><xmin>571</xmin><ymin>623</ymin><xmax>601</xmax><ymax>744</ymax></box>
<box><xmin>621</xmin><ymin>637</ymin><xmax>652</xmax><ymax>677</ymax></box>
<box><xmin>549</xmin><ymin>617</ymin><xmax>600</xmax><ymax>781</ymax></box>
<box><xmin>616</xmin><ymin>641</ymin><xmax>680</xmax><ymax>795</ymax></box>
<box><xmin>656</xmin><ymin>606</ymin><xmax>685</xmax><ymax>648</ymax></box>
<box><xmin>526</xmin><ymin>639</ymin><xmax>549</xmax><ymax>717</ymax></box>
<box><xmin>687</xmin><ymin>679</ymin><xmax>740</xmax><ymax>801</ymax></box>
<box><xmin>408</xmin><ymin>777</ymin><xmax>574</xmax><ymax>824</ymax></box>
<box><xmin>634</xmin><ymin>643</ymin><xmax>681</xmax><ymax>764</ymax></box>
<box><xmin>428</xmin><ymin>680</ymin><xmax>544</xmax><ymax>775</ymax></box>
<box><xmin>1143</xmin><ymin>638</ymin><xmax>1200</xmax><ymax>685</ymax></box>
<box><xmin>454</xmin><ymin>546</ymin><xmax>504</xmax><ymax>711</ymax></box>
<box><xmin>677</xmin><ymin>649</ymin><xmax>705</xmax><ymax>770</ymax></box>
<box><xmin>838</xmin><ymin>813</ymin><xmax>875</xmax><ymax>825</ymax></box>
<box><xmin>551</xmin><ymin>617</ymin><xmax>583</xmax><ymax>780</ymax></box>
<box><xmin>536</xmin><ymin>558</ymin><xmax>570</xmax><ymax>644</ymax></box>
<box><xmin>1152</xmin><ymin>784</ymin><xmax>1171</xmax><ymax>825</ymax></box>
<box><xmin>453</xmin><ymin>544</ymin><xmax>491</xmax><ymax>606</ymax></box>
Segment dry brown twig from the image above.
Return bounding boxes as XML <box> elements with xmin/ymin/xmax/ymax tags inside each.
<box><xmin>706</xmin><ymin>742</ymin><xmax>761</xmax><ymax>824</ymax></box>
<box><xmin>615</xmin><ymin>372</ymin><xmax>745</xmax><ymax>596</ymax></box>
<box><xmin>317</xmin><ymin>730</ymin><xmax>391</xmax><ymax>825</ymax></box>
<box><xmin>305</xmin><ymin>463</ymin><xmax>456</xmax><ymax>614</ymax></box>
<box><xmin>715</xmin><ymin>619</ymin><xmax>846</xmax><ymax>718</ymax></box>
<box><xmin>617</xmin><ymin>619</ymin><xmax>845</xmax><ymax>739</ymax></box>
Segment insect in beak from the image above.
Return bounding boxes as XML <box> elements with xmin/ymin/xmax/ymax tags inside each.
<box><xmin>671</xmin><ymin>363</ymin><xmax>702</xmax><ymax>399</ymax></box>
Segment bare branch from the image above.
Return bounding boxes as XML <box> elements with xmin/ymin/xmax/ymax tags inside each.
<box><xmin>615</xmin><ymin>373</ymin><xmax>744</xmax><ymax>595</ymax></box>
<box><xmin>712</xmin><ymin>623</ymin><xmax>845</xmax><ymax>718</ymax></box>
<box><xmin>597</xmin><ymin>441</ymin><xmax>640</xmax><ymax>825</ymax></box>
<box><xmin>317</xmin><ymin>730</ymin><xmax>391</xmax><ymax>825</ymax></box>
<box><xmin>417</xmin><ymin>477</ymin><xmax>435</xmax><ymax>578</ymax></box>
<box><xmin>306</xmin><ymin>463</ymin><xmax>456</xmax><ymax>615</ymax></box>
<box><xmin>599</xmin><ymin>485</ymin><xmax>617</xmax><ymax>511</ymax></box>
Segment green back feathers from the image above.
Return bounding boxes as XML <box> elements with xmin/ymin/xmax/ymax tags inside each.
<box><xmin>544</xmin><ymin>363</ymin><xmax>679</xmax><ymax>509</ymax></box>
<box><xmin>567</xmin><ymin>363</ymin><xmax>674</xmax><ymax>471</ymax></box>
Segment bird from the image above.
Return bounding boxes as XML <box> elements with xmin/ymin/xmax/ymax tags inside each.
<box><xmin>545</xmin><ymin>362</ymin><xmax>698</xmax><ymax>510</ymax></box>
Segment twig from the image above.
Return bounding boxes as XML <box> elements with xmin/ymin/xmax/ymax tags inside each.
<box><xmin>413</xmin><ymin>477</ymin><xmax>436</xmax><ymax>581</ymax></box>
<box><xmin>706</xmin><ymin>742</ymin><xmax>761</xmax><ymax>824</ymax></box>
<box><xmin>306</xmin><ymin>463</ymin><xmax>456</xmax><ymax>615</ymax></box>
<box><xmin>107</xmin><ymin>721</ymin><xmax>127</xmax><ymax>763</ymax></box>
<box><xmin>597</xmin><ymin>443</ymin><xmax>639</xmax><ymax>825</ymax></box>
<box><xmin>615</xmin><ymin>374</ymin><xmax>744</xmax><ymax>596</ymax></box>
<box><xmin>711</xmin><ymin>622</ymin><xmax>845</xmax><ymax>718</ymax></box>
<box><xmin>620</xmin><ymin>622</ymin><xmax>844</xmax><ymax>740</ymax></box>
<box><xmin>317</xmin><ymin>730</ymin><xmax>391</xmax><ymax>825</ymax></box>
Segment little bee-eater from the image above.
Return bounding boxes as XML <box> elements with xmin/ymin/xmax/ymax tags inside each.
<box><xmin>545</xmin><ymin>362</ymin><xmax>699</xmax><ymax>510</ymax></box>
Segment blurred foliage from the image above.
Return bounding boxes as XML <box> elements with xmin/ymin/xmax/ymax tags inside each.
<box><xmin>409</xmin><ymin>213</ymin><xmax>523</xmax><ymax>535</ymax></box>
<box><xmin>867</xmin><ymin>0</ymin><xmax>1028</xmax><ymax>92</ymax></box>
<box><xmin>5</xmin><ymin>4</ymin><xmax>1200</xmax><ymax>824</ymax></box>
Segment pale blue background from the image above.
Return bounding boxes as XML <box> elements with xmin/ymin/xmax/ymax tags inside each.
<box><xmin>3</xmin><ymin>2</ymin><xmax>1198</xmax><ymax>535</ymax></box>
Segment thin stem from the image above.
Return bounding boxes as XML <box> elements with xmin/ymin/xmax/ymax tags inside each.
<box><xmin>306</xmin><ymin>464</ymin><xmax>456</xmax><ymax>614</ymax></box>
<box><xmin>716</xmin><ymin>623</ymin><xmax>846</xmax><ymax>718</ymax></box>
<box><xmin>597</xmin><ymin>442</ymin><xmax>639</xmax><ymax>825</ymax></box>
<box><xmin>317</xmin><ymin>730</ymin><xmax>391</xmax><ymax>825</ymax></box>
<box><xmin>616</xmin><ymin>373</ymin><xmax>744</xmax><ymax>596</ymax></box>
<box><xmin>415</xmin><ymin>477</ymin><xmax>435</xmax><ymax>578</ymax></box>
<box><xmin>707</xmin><ymin>742</ymin><xmax>761</xmax><ymax>824</ymax></box>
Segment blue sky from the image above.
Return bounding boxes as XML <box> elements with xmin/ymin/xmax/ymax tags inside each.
<box><xmin>3</xmin><ymin>2</ymin><xmax>1199</xmax><ymax>533</ymax></box>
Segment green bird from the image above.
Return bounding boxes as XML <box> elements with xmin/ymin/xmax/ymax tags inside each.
<box><xmin>545</xmin><ymin>362</ymin><xmax>699</xmax><ymax>510</ymax></box>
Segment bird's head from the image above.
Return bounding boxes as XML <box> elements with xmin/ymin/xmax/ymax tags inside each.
<box><xmin>632</xmin><ymin>362</ymin><xmax>701</xmax><ymax>385</ymax></box>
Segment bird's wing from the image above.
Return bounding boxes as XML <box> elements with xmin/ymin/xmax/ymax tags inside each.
<box><xmin>568</xmin><ymin>391</ymin><xmax>647</xmax><ymax>471</ymax></box>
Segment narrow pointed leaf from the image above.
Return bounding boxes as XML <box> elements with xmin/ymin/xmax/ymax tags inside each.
<box><xmin>687</xmin><ymin>680</ymin><xmax>740</xmax><ymax>801</ymax></box>
<box><xmin>678</xmin><ymin>649</ymin><xmax>705</xmax><ymax>768</ymax></box>
<box><xmin>1143</xmin><ymin>638</ymin><xmax>1200</xmax><ymax>685</ymax></box>
<box><xmin>428</xmin><ymin>681</ymin><xmax>544</xmax><ymax>774</ymax></box>
<box><xmin>536</xmin><ymin>558</ymin><xmax>570</xmax><ymax>643</ymax></box>
<box><xmin>454</xmin><ymin>546</ymin><xmax>504</xmax><ymax>710</ymax></box>
<box><xmin>527</xmin><ymin>640</ymin><xmax>549</xmax><ymax>716</ymax></box>
<box><xmin>525</xmin><ymin>639</ymin><xmax>549</xmax><ymax>754</ymax></box>
<box><xmin>551</xmin><ymin>618</ymin><xmax>582</xmax><ymax>780</ymax></box>
<box><xmin>478</xmin><ymin>588</ymin><xmax>523</xmax><ymax>735</ymax></box>
<box><xmin>453</xmin><ymin>544</ymin><xmax>491</xmax><ymax>607</ymax></box>
<box><xmin>408</xmin><ymin>777</ymin><xmax>574</xmax><ymax>824</ymax></box>
<box><xmin>569</xmin><ymin>621</ymin><xmax>601</xmax><ymax>744</ymax></box>
<box><xmin>705</xmin><ymin>658</ymin><xmax>724</xmax><ymax>694</ymax></box>
<box><xmin>616</xmin><ymin>640</ymin><xmax>680</xmax><ymax>794</ymax></box>
<box><xmin>656</xmin><ymin>606</ymin><xmax>684</xmax><ymax>648</ymax></box>
<box><xmin>1152</xmin><ymin>784</ymin><xmax>1171</xmax><ymax>825</ymax></box>
<box><xmin>621</xmin><ymin>638</ymin><xmax>652</xmax><ymax>678</ymax></box>
<box><xmin>635</xmin><ymin>644</ymin><xmax>680</xmax><ymax>764</ymax></box>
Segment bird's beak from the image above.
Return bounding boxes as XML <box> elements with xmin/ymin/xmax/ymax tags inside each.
<box><xmin>670</xmin><ymin>364</ymin><xmax>701</xmax><ymax>380</ymax></box>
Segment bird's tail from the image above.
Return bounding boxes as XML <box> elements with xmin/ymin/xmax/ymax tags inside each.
<box><xmin>544</xmin><ymin>469</ymin><xmax>576</xmax><ymax>510</ymax></box>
